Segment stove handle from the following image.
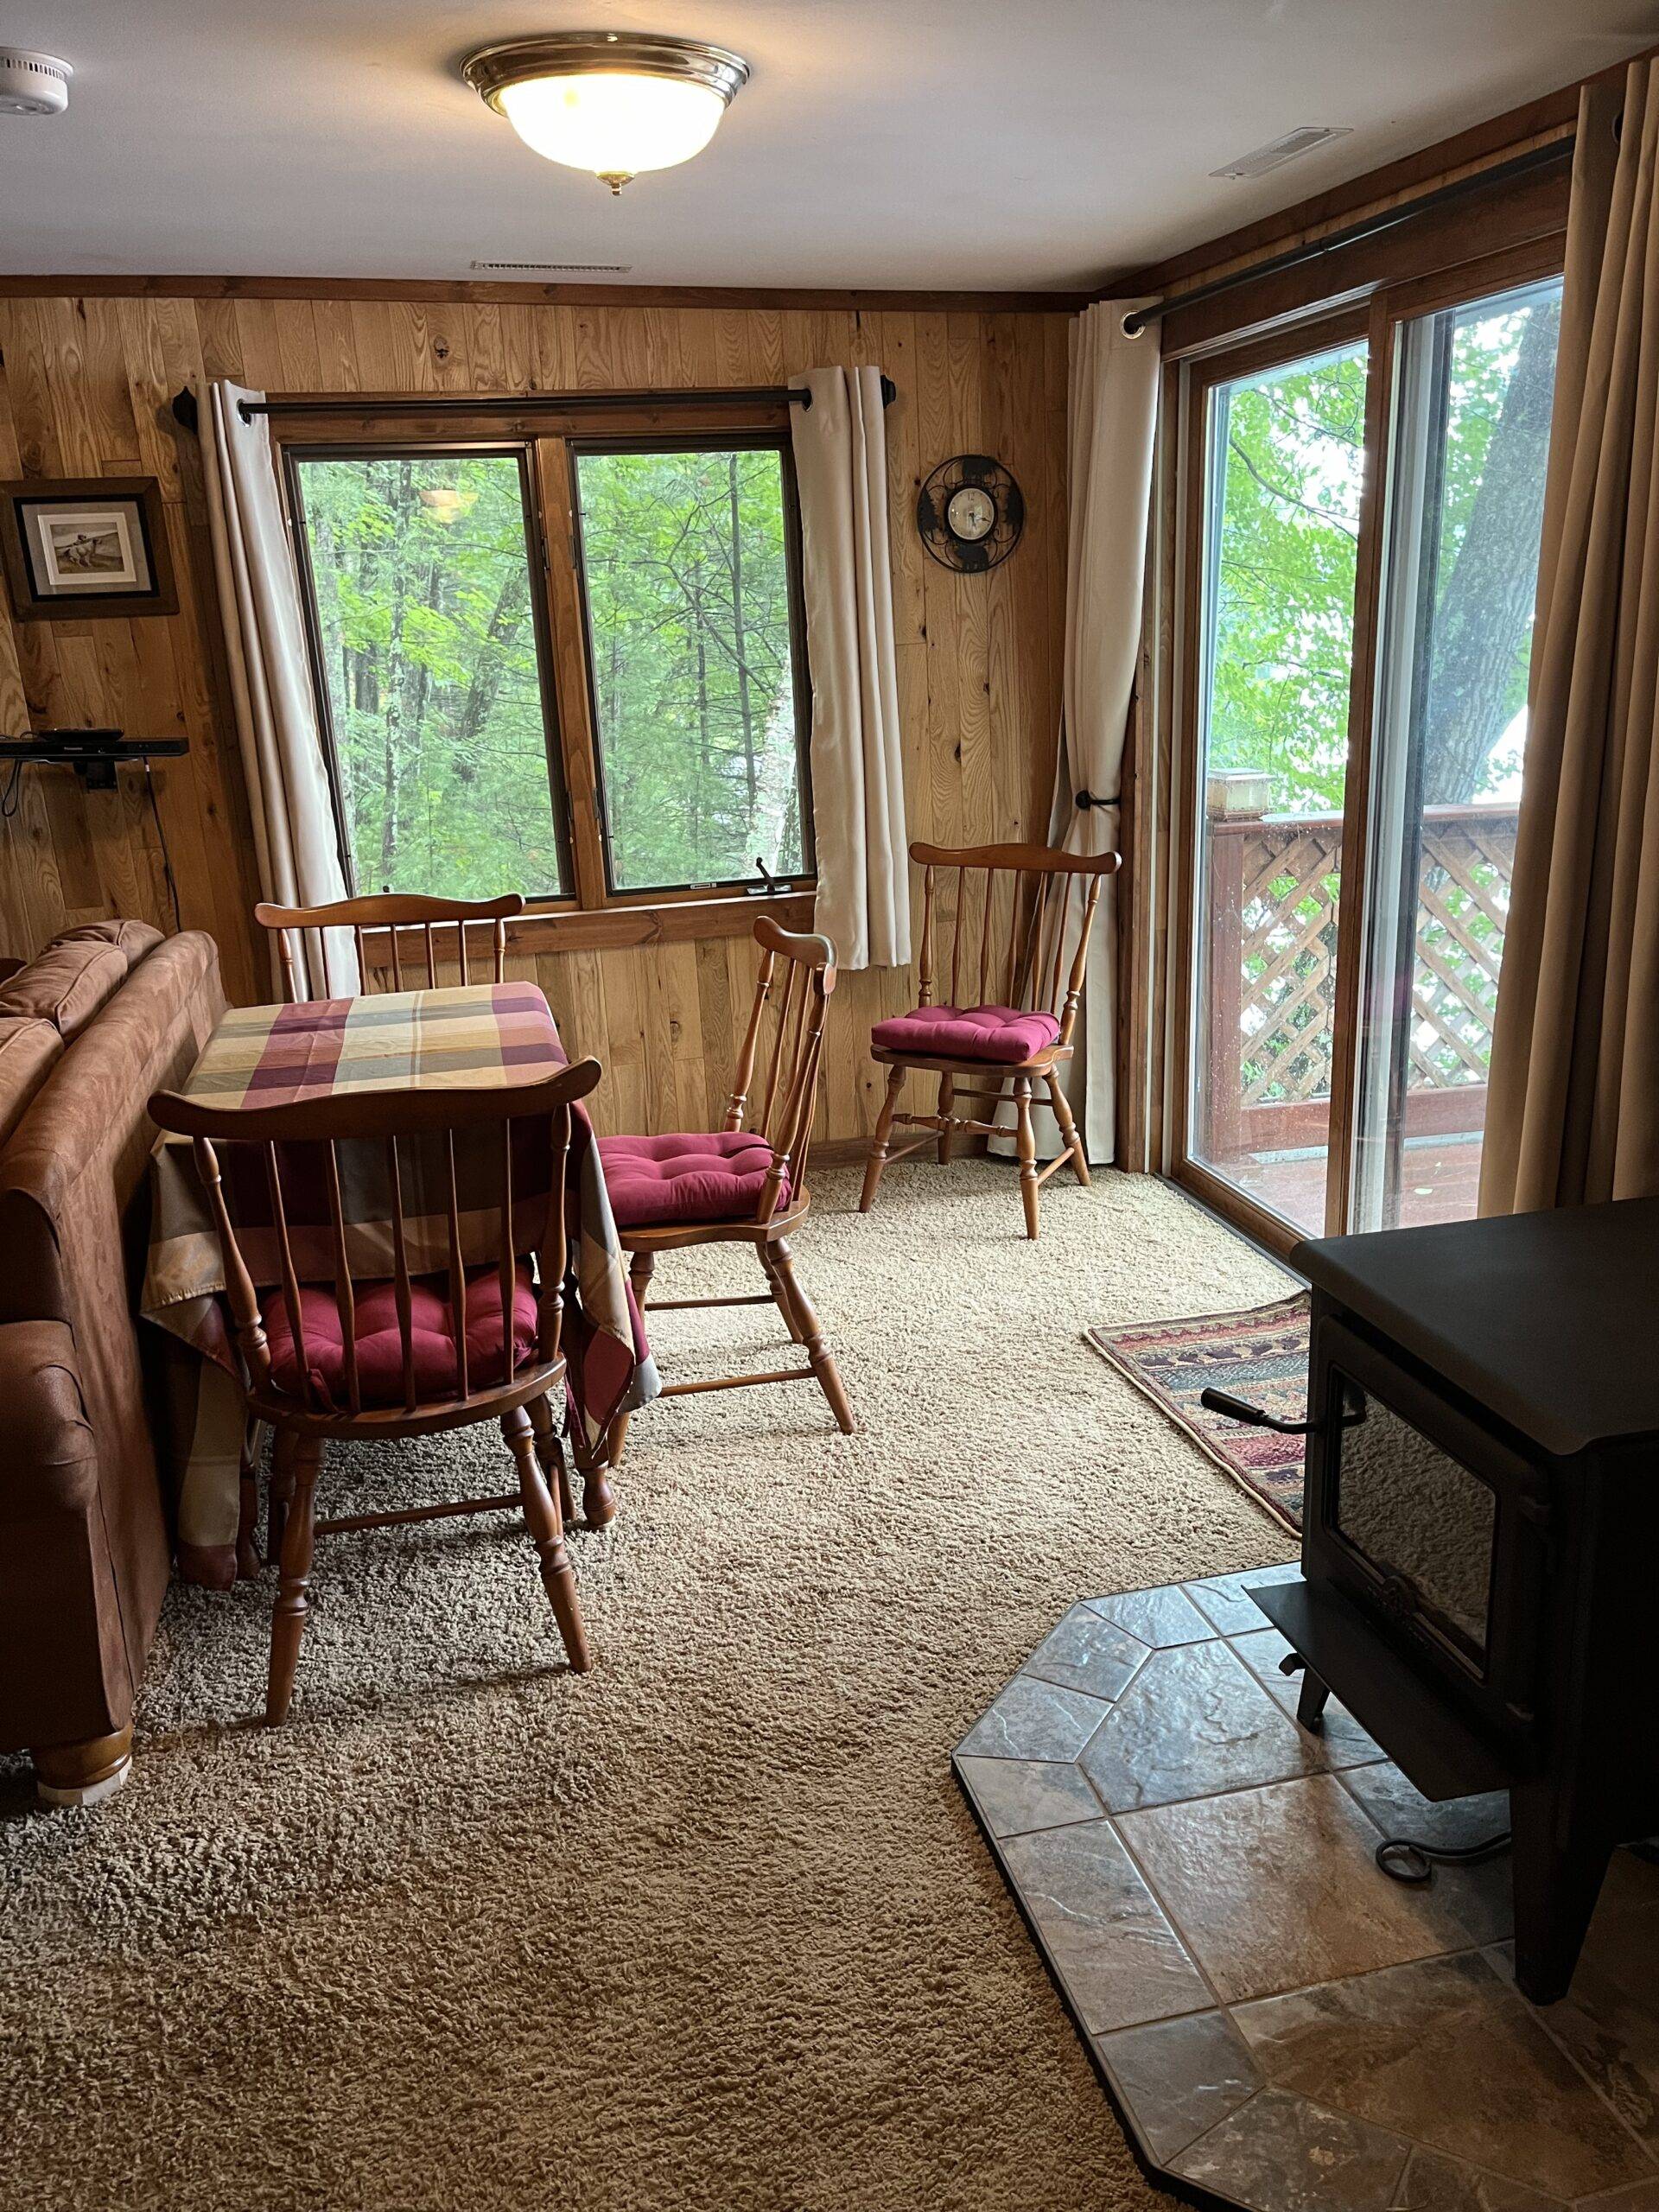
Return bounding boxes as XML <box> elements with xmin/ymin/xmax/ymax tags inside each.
<box><xmin>1199</xmin><ymin>1388</ymin><xmax>1317</xmax><ymax>1435</ymax></box>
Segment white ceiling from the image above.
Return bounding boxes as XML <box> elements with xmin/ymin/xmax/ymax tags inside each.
<box><xmin>2</xmin><ymin>1</ymin><xmax>1656</xmax><ymax>291</ymax></box>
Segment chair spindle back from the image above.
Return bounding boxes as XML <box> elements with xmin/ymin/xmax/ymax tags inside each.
<box><xmin>912</xmin><ymin>842</ymin><xmax>1119</xmax><ymax>1046</ymax></box>
<box><xmin>724</xmin><ymin>919</ymin><xmax>836</xmax><ymax>1223</ymax></box>
<box><xmin>150</xmin><ymin>1060</ymin><xmax>601</xmax><ymax>1419</ymax></box>
<box><xmin>254</xmin><ymin>893</ymin><xmax>525</xmax><ymax>1002</ymax></box>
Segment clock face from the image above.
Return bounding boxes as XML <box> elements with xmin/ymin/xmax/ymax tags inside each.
<box><xmin>946</xmin><ymin>486</ymin><xmax>995</xmax><ymax>543</ymax></box>
<box><xmin>916</xmin><ymin>454</ymin><xmax>1024</xmax><ymax>574</ymax></box>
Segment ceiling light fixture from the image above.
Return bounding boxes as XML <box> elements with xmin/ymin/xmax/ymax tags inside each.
<box><xmin>462</xmin><ymin>32</ymin><xmax>748</xmax><ymax>195</ymax></box>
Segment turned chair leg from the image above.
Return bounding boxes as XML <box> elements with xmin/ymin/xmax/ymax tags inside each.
<box><xmin>266</xmin><ymin>1421</ymin><xmax>296</xmax><ymax>1568</ymax></box>
<box><xmin>504</xmin><ymin>1402</ymin><xmax>591</xmax><ymax>1673</ymax></box>
<box><xmin>1046</xmin><ymin>1070</ymin><xmax>1091</xmax><ymax>1188</ymax></box>
<box><xmin>772</xmin><ymin>1238</ymin><xmax>855</xmax><ymax>1434</ymax></box>
<box><xmin>760</xmin><ymin>1242</ymin><xmax>805</xmax><ymax>1343</ymax></box>
<box><xmin>528</xmin><ymin>1391</ymin><xmax>576</xmax><ymax>1525</ymax></box>
<box><xmin>860</xmin><ymin>1065</ymin><xmax>906</xmax><ymax>1212</ymax></box>
<box><xmin>1013</xmin><ymin>1074</ymin><xmax>1041</xmax><ymax>1241</ymax></box>
<box><xmin>937</xmin><ymin>1072</ymin><xmax>956</xmax><ymax>1164</ymax></box>
<box><xmin>266</xmin><ymin>1432</ymin><xmax>321</xmax><ymax>1726</ymax></box>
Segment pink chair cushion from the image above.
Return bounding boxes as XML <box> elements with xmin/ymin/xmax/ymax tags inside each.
<box><xmin>870</xmin><ymin>1004</ymin><xmax>1062</xmax><ymax>1065</ymax></box>
<box><xmin>265</xmin><ymin>1262</ymin><xmax>540</xmax><ymax>1411</ymax></box>
<box><xmin>599</xmin><ymin>1130</ymin><xmax>786</xmax><ymax>1229</ymax></box>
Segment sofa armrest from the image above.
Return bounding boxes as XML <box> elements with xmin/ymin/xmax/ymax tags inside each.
<box><xmin>0</xmin><ymin>1319</ymin><xmax>96</xmax><ymax>1521</ymax></box>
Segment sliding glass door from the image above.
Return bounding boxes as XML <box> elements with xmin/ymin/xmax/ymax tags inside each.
<box><xmin>1175</xmin><ymin>260</ymin><xmax>1563</xmax><ymax>1251</ymax></box>
<box><xmin>1188</xmin><ymin>331</ymin><xmax>1368</xmax><ymax>1236</ymax></box>
<box><xmin>1353</xmin><ymin>277</ymin><xmax>1560</xmax><ymax>1230</ymax></box>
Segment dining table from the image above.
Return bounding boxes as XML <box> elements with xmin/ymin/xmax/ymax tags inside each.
<box><xmin>141</xmin><ymin>977</ymin><xmax>657</xmax><ymax>1589</ymax></box>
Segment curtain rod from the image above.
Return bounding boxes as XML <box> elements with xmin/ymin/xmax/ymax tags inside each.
<box><xmin>168</xmin><ymin>377</ymin><xmax>896</xmax><ymax>434</ymax></box>
<box><xmin>1120</xmin><ymin>133</ymin><xmax>1575</xmax><ymax>337</ymax></box>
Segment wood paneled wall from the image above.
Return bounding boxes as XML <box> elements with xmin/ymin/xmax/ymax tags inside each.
<box><xmin>0</xmin><ymin>289</ymin><xmax>1070</xmax><ymax>1141</ymax></box>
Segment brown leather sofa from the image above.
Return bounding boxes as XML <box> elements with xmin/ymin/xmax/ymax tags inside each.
<box><xmin>0</xmin><ymin>920</ymin><xmax>226</xmax><ymax>1806</ymax></box>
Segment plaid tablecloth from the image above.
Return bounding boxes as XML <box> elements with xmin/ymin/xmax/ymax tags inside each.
<box><xmin>142</xmin><ymin>982</ymin><xmax>657</xmax><ymax>1588</ymax></box>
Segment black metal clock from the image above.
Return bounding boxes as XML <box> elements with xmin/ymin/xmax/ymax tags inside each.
<box><xmin>916</xmin><ymin>453</ymin><xmax>1024</xmax><ymax>574</ymax></box>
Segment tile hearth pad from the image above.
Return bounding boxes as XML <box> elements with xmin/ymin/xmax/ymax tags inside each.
<box><xmin>956</xmin><ymin>1576</ymin><xmax>1659</xmax><ymax>2212</ymax></box>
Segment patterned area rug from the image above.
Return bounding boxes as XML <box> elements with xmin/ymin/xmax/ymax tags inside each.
<box><xmin>1084</xmin><ymin>1293</ymin><xmax>1311</xmax><ymax>1531</ymax></box>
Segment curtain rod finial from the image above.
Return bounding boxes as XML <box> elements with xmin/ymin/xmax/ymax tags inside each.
<box><xmin>170</xmin><ymin>387</ymin><xmax>199</xmax><ymax>433</ymax></box>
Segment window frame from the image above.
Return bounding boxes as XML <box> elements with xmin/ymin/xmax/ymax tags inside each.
<box><xmin>275</xmin><ymin>397</ymin><xmax>817</xmax><ymax>953</ymax></box>
<box><xmin>567</xmin><ymin>429</ymin><xmax>816</xmax><ymax>901</ymax></box>
<box><xmin>1159</xmin><ymin>231</ymin><xmax>1566</xmax><ymax>1261</ymax></box>
<box><xmin>283</xmin><ymin>438</ymin><xmax>577</xmax><ymax>906</ymax></box>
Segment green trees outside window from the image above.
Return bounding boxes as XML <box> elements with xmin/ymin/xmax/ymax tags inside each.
<box><xmin>290</xmin><ymin>438</ymin><xmax>810</xmax><ymax>907</ymax></box>
<box><xmin>575</xmin><ymin>445</ymin><xmax>808</xmax><ymax>893</ymax></box>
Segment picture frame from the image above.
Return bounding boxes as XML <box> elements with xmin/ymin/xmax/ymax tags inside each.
<box><xmin>0</xmin><ymin>476</ymin><xmax>178</xmax><ymax>621</ymax></box>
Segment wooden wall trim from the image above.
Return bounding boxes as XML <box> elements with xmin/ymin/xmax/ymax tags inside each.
<box><xmin>0</xmin><ymin>273</ymin><xmax>1090</xmax><ymax>314</ymax></box>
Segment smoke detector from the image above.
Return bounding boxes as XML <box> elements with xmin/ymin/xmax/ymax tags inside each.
<box><xmin>0</xmin><ymin>50</ymin><xmax>72</xmax><ymax>118</ymax></box>
<box><xmin>1211</xmin><ymin>125</ymin><xmax>1351</xmax><ymax>181</ymax></box>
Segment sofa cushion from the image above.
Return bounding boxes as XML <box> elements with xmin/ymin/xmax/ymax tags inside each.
<box><xmin>264</xmin><ymin>1262</ymin><xmax>540</xmax><ymax>1412</ymax></box>
<box><xmin>0</xmin><ymin>1018</ymin><xmax>63</xmax><ymax>1149</ymax></box>
<box><xmin>0</xmin><ymin>940</ymin><xmax>129</xmax><ymax>1043</ymax></box>
<box><xmin>51</xmin><ymin>919</ymin><xmax>165</xmax><ymax>973</ymax></box>
<box><xmin>599</xmin><ymin>1129</ymin><xmax>786</xmax><ymax>1229</ymax></box>
<box><xmin>870</xmin><ymin>1004</ymin><xmax>1063</xmax><ymax>1065</ymax></box>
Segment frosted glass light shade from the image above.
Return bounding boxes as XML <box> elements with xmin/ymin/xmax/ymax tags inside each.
<box><xmin>464</xmin><ymin>35</ymin><xmax>748</xmax><ymax>192</ymax></box>
<box><xmin>499</xmin><ymin>73</ymin><xmax>725</xmax><ymax>178</ymax></box>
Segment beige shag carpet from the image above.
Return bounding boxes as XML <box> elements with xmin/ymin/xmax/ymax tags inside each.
<box><xmin>2</xmin><ymin>1161</ymin><xmax>1294</xmax><ymax>2212</ymax></box>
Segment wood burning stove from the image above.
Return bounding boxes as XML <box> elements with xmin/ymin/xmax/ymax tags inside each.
<box><xmin>1208</xmin><ymin>1196</ymin><xmax>1659</xmax><ymax>2005</ymax></box>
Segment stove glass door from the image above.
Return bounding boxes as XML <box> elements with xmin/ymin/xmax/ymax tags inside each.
<box><xmin>1330</xmin><ymin>1370</ymin><xmax>1497</xmax><ymax>1666</ymax></box>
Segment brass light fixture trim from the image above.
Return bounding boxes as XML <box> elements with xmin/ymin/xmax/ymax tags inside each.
<box><xmin>462</xmin><ymin>32</ymin><xmax>750</xmax><ymax>194</ymax></box>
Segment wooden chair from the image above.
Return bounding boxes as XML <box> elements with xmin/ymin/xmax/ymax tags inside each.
<box><xmin>596</xmin><ymin>919</ymin><xmax>853</xmax><ymax>1467</ymax></box>
<box><xmin>148</xmin><ymin>1058</ymin><xmax>602</xmax><ymax>1723</ymax></box>
<box><xmin>859</xmin><ymin>841</ymin><xmax>1119</xmax><ymax>1240</ymax></box>
<box><xmin>254</xmin><ymin>892</ymin><xmax>525</xmax><ymax>1001</ymax></box>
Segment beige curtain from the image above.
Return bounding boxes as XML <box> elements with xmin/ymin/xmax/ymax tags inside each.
<box><xmin>200</xmin><ymin>380</ymin><xmax>358</xmax><ymax>999</ymax></box>
<box><xmin>790</xmin><ymin>367</ymin><xmax>909</xmax><ymax>970</ymax></box>
<box><xmin>1481</xmin><ymin>66</ymin><xmax>1659</xmax><ymax>1212</ymax></box>
<box><xmin>1044</xmin><ymin>300</ymin><xmax>1160</xmax><ymax>1162</ymax></box>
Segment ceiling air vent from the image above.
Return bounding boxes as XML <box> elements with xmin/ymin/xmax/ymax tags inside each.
<box><xmin>1211</xmin><ymin>126</ymin><xmax>1351</xmax><ymax>181</ymax></box>
<box><xmin>469</xmin><ymin>260</ymin><xmax>634</xmax><ymax>275</ymax></box>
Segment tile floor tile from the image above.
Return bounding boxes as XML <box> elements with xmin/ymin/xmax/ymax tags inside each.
<box><xmin>1230</xmin><ymin>1626</ymin><xmax>1388</xmax><ymax>1769</ymax></box>
<box><xmin>1233</xmin><ymin>1949</ymin><xmax>1652</xmax><ymax>2202</ymax></box>
<box><xmin>1173</xmin><ymin>2087</ymin><xmax>1412</xmax><ymax>2212</ymax></box>
<box><xmin>999</xmin><ymin>1819</ymin><xmax>1211</xmax><ymax>2035</ymax></box>
<box><xmin>1338</xmin><ymin>1763</ymin><xmax>1513</xmax><ymax>1944</ymax></box>
<box><xmin>1118</xmin><ymin>1775</ymin><xmax>1484</xmax><ymax>2002</ymax></box>
<box><xmin>1096</xmin><ymin>2008</ymin><xmax>1262</xmax><ymax>2161</ymax></box>
<box><xmin>1084</xmin><ymin>1583</ymin><xmax>1216</xmax><ymax>1649</ymax></box>
<box><xmin>1183</xmin><ymin>1560</ymin><xmax>1303</xmax><ymax>1637</ymax></box>
<box><xmin>1080</xmin><ymin>1638</ymin><xmax>1339</xmax><ymax>1814</ymax></box>
<box><xmin>1393</xmin><ymin>2147</ymin><xmax>1564</xmax><ymax>2209</ymax></box>
<box><xmin>955</xmin><ymin>1756</ymin><xmax>1103</xmax><ymax>1840</ymax></box>
<box><xmin>956</xmin><ymin>1675</ymin><xmax>1112</xmax><ymax>1761</ymax></box>
<box><xmin>1020</xmin><ymin>1603</ymin><xmax>1147</xmax><ymax>1701</ymax></box>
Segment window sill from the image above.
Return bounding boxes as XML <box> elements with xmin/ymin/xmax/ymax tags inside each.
<box><xmin>508</xmin><ymin>887</ymin><xmax>817</xmax><ymax>956</ymax></box>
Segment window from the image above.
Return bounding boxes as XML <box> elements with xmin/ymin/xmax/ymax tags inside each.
<box><xmin>575</xmin><ymin>442</ymin><xmax>810</xmax><ymax>893</ymax></box>
<box><xmin>1172</xmin><ymin>251</ymin><xmax>1565</xmax><ymax>1252</ymax></box>
<box><xmin>286</xmin><ymin>419</ymin><xmax>811</xmax><ymax>928</ymax></box>
<box><xmin>290</xmin><ymin>450</ymin><xmax>568</xmax><ymax>902</ymax></box>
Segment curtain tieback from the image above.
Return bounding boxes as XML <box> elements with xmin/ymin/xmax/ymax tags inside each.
<box><xmin>1075</xmin><ymin>789</ymin><xmax>1119</xmax><ymax>811</ymax></box>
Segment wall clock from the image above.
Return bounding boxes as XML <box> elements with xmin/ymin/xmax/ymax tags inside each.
<box><xmin>916</xmin><ymin>454</ymin><xmax>1024</xmax><ymax>574</ymax></box>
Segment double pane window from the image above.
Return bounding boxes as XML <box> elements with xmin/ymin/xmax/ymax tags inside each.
<box><xmin>288</xmin><ymin>431</ymin><xmax>811</xmax><ymax>915</ymax></box>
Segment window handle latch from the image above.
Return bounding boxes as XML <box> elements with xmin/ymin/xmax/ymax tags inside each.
<box><xmin>752</xmin><ymin>855</ymin><xmax>785</xmax><ymax>897</ymax></box>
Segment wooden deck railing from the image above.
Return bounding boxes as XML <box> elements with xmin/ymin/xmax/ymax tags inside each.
<box><xmin>1202</xmin><ymin>801</ymin><xmax>1519</xmax><ymax>1162</ymax></box>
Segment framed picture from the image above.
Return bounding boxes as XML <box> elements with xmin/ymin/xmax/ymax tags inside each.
<box><xmin>1</xmin><ymin>477</ymin><xmax>177</xmax><ymax>621</ymax></box>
